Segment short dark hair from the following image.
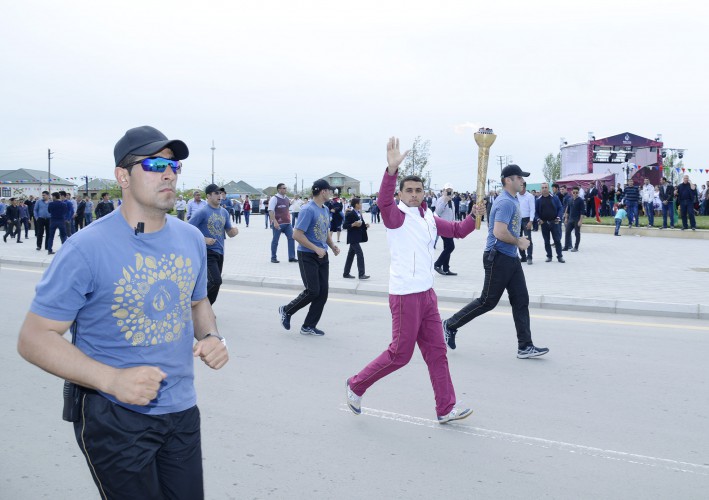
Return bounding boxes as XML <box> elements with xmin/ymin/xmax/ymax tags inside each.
<box><xmin>42</xmin><ymin>190</ymin><xmax>49</xmax><ymax>195</ymax></box>
<box><xmin>572</xmin><ymin>187</ymin><xmax>579</xmax><ymax>192</ymax></box>
<box><xmin>117</xmin><ymin>153</ymin><xmax>141</xmax><ymax>174</ymax></box>
<box><xmin>552</xmin><ymin>183</ymin><xmax>559</xmax><ymax>189</ymax></box>
<box><xmin>52</xmin><ymin>192</ymin><xmax>60</xmax><ymax>200</ymax></box>
<box><xmin>399</xmin><ymin>175</ymin><xmax>424</xmax><ymax>191</ymax></box>
<box><xmin>101</xmin><ymin>192</ymin><xmax>109</xmax><ymax>198</ymax></box>
<box><xmin>59</xmin><ymin>191</ymin><xmax>67</xmax><ymax>197</ymax></box>
<box><xmin>277</xmin><ymin>183</ymin><xmax>286</xmax><ymax>190</ymax></box>
<box><xmin>351</xmin><ymin>197</ymin><xmax>361</xmax><ymax>207</ymax></box>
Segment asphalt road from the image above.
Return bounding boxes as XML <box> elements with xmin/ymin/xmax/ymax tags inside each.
<box><xmin>2</xmin><ymin>266</ymin><xmax>708</xmax><ymax>499</ymax></box>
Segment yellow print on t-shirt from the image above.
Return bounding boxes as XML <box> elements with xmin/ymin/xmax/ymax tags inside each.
<box><xmin>207</xmin><ymin>211</ymin><xmax>225</xmax><ymax>238</ymax></box>
<box><xmin>111</xmin><ymin>253</ymin><xmax>196</xmax><ymax>346</ymax></box>
<box><xmin>313</xmin><ymin>212</ymin><xmax>329</xmax><ymax>243</ymax></box>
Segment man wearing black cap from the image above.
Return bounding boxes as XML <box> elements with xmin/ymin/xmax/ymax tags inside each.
<box><xmin>442</xmin><ymin>164</ymin><xmax>549</xmax><ymax>359</ymax></box>
<box><xmin>278</xmin><ymin>179</ymin><xmax>340</xmax><ymax>336</ymax></box>
<box><xmin>18</xmin><ymin>125</ymin><xmax>229</xmax><ymax>499</ymax></box>
<box><xmin>190</xmin><ymin>183</ymin><xmax>239</xmax><ymax>304</ymax></box>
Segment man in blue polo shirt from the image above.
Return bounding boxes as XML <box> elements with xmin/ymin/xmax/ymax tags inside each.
<box><xmin>189</xmin><ymin>183</ymin><xmax>238</xmax><ymax>304</ymax></box>
<box><xmin>278</xmin><ymin>179</ymin><xmax>340</xmax><ymax>336</ymax></box>
<box><xmin>18</xmin><ymin>125</ymin><xmax>229</xmax><ymax>500</ymax></box>
<box><xmin>443</xmin><ymin>164</ymin><xmax>549</xmax><ymax>359</ymax></box>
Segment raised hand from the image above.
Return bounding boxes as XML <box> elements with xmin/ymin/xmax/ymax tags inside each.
<box><xmin>387</xmin><ymin>137</ymin><xmax>410</xmax><ymax>175</ymax></box>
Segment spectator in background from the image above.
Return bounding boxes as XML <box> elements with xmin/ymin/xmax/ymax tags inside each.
<box><xmin>641</xmin><ymin>177</ymin><xmax>656</xmax><ymax>228</ymax></box>
<box><xmin>659</xmin><ymin>177</ymin><xmax>675</xmax><ymax>229</ymax></box>
<box><xmin>84</xmin><ymin>196</ymin><xmax>94</xmax><ymax>226</ymax></box>
<box><xmin>517</xmin><ymin>181</ymin><xmax>535</xmax><ymax>265</ymax></box>
<box><xmin>622</xmin><ymin>179</ymin><xmax>640</xmax><ymax>227</ymax></box>
<box><xmin>242</xmin><ymin>195</ymin><xmax>251</xmax><ymax>227</ymax></box>
<box><xmin>174</xmin><ymin>195</ymin><xmax>187</xmax><ymax>220</ymax></box>
<box><xmin>614</xmin><ymin>203</ymin><xmax>628</xmax><ymax>236</ymax></box>
<box><xmin>186</xmin><ymin>190</ymin><xmax>205</xmax><ymax>220</ymax></box>
<box><xmin>676</xmin><ymin>175</ymin><xmax>697</xmax><ymax>230</ymax></box>
<box><xmin>95</xmin><ymin>192</ymin><xmax>114</xmax><ymax>219</ymax></box>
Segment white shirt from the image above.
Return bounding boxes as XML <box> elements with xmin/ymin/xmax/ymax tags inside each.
<box><xmin>641</xmin><ymin>183</ymin><xmax>655</xmax><ymax>203</ymax></box>
<box><xmin>174</xmin><ymin>199</ymin><xmax>186</xmax><ymax>211</ymax></box>
<box><xmin>291</xmin><ymin>198</ymin><xmax>304</xmax><ymax>213</ymax></box>
<box><xmin>517</xmin><ymin>191</ymin><xmax>536</xmax><ymax>219</ymax></box>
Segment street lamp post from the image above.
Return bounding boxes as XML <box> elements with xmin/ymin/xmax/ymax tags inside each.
<box><xmin>210</xmin><ymin>140</ymin><xmax>216</xmax><ymax>184</ymax></box>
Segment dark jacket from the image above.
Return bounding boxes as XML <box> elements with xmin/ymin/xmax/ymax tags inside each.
<box><xmin>343</xmin><ymin>209</ymin><xmax>368</xmax><ymax>245</ymax></box>
<box><xmin>95</xmin><ymin>200</ymin><xmax>114</xmax><ymax>218</ymax></box>
<box><xmin>658</xmin><ymin>183</ymin><xmax>674</xmax><ymax>202</ymax></box>
<box><xmin>568</xmin><ymin>197</ymin><xmax>585</xmax><ymax>222</ymax></box>
<box><xmin>676</xmin><ymin>183</ymin><xmax>695</xmax><ymax>202</ymax></box>
<box><xmin>5</xmin><ymin>204</ymin><xmax>20</xmax><ymax>221</ymax></box>
<box><xmin>535</xmin><ymin>194</ymin><xmax>564</xmax><ymax>221</ymax></box>
<box><xmin>48</xmin><ymin>200</ymin><xmax>68</xmax><ymax>221</ymax></box>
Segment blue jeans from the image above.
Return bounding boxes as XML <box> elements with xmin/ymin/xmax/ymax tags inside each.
<box><xmin>643</xmin><ymin>202</ymin><xmax>654</xmax><ymax>226</ymax></box>
<box><xmin>243</xmin><ymin>210</ymin><xmax>250</xmax><ymax>226</ymax></box>
<box><xmin>84</xmin><ymin>213</ymin><xmax>93</xmax><ymax>225</ymax></box>
<box><xmin>264</xmin><ymin>212</ymin><xmax>269</xmax><ymax>228</ymax></box>
<box><xmin>614</xmin><ymin>218</ymin><xmax>622</xmax><ymax>235</ymax></box>
<box><xmin>661</xmin><ymin>202</ymin><xmax>675</xmax><ymax>228</ymax></box>
<box><xmin>271</xmin><ymin>223</ymin><xmax>295</xmax><ymax>260</ymax></box>
<box><xmin>680</xmin><ymin>200</ymin><xmax>696</xmax><ymax>229</ymax></box>
<box><xmin>626</xmin><ymin>202</ymin><xmax>639</xmax><ymax>226</ymax></box>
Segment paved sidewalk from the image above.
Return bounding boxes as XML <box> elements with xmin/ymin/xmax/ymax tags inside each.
<box><xmin>2</xmin><ymin>216</ymin><xmax>708</xmax><ymax>318</ymax></box>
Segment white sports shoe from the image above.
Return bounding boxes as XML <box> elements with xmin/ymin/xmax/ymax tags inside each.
<box><xmin>346</xmin><ymin>378</ymin><xmax>361</xmax><ymax>415</ymax></box>
<box><xmin>437</xmin><ymin>404</ymin><xmax>473</xmax><ymax>424</ymax></box>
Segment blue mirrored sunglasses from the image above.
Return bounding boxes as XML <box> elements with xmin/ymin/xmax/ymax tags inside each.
<box><xmin>125</xmin><ymin>157</ymin><xmax>182</xmax><ymax>174</ymax></box>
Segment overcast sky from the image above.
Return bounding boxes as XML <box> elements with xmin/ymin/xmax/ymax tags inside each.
<box><xmin>2</xmin><ymin>0</ymin><xmax>707</xmax><ymax>194</ymax></box>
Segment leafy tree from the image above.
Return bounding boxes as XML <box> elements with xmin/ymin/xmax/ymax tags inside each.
<box><xmin>398</xmin><ymin>136</ymin><xmax>430</xmax><ymax>187</ymax></box>
<box><xmin>542</xmin><ymin>152</ymin><xmax>561</xmax><ymax>183</ymax></box>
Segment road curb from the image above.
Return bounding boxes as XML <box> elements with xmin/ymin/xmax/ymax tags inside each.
<box><xmin>4</xmin><ymin>258</ymin><xmax>705</xmax><ymax>320</ymax></box>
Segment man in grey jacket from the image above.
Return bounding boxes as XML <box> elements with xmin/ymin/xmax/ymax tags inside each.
<box><xmin>434</xmin><ymin>183</ymin><xmax>457</xmax><ymax>275</ymax></box>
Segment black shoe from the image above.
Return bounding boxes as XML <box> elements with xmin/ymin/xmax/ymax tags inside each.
<box><xmin>527</xmin><ymin>258</ymin><xmax>533</xmax><ymax>265</ymax></box>
<box><xmin>359</xmin><ymin>275</ymin><xmax>370</xmax><ymax>280</ymax></box>
<box><xmin>278</xmin><ymin>306</ymin><xmax>291</xmax><ymax>331</ymax></box>
<box><xmin>288</xmin><ymin>258</ymin><xmax>298</xmax><ymax>263</ymax></box>
<box><xmin>3</xmin><ymin>234</ymin><xmax>6</xmax><ymax>243</ymax></box>
<box><xmin>562</xmin><ymin>247</ymin><xmax>570</xmax><ymax>251</ymax></box>
<box><xmin>48</xmin><ymin>250</ymin><xmax>55</xmax><ymax>255</ymax></box>
<box><xmin>343</xmin><ymin>274</ymin><xmax>355</xmax><ymax>279</ymax></box>
<box><xmin>17</xmin><ymin>240</ymin><xmax>23</xmax><ymax>243</ymax></box>
<box><xmin>545</xmin><ymin>257</ymin><xmax>552</xmax><ymax>262</ymax></box>
<box><xmin>570</xmin><ymin>248</ymin><xmax>578</xmax><ymax>252</ymax></box>
<box><xmin>517</xmin><ymin>344</ymin><xmax>549</xmax><ymax>359</ymax></box>
<box><xmin>271</xmin><ymin>258</ymin><xmax>280</xmax><ymax>263</ymax></box>
<box><xmin>557</xmin><ymin>257</ymin><xmax>565</xmax><ymax>263</ymax></box>
<box><xmin>445</xmin><ymin>270</ymin><xmax>457</xmax><ymax>276</ymax></box>
<box><xmin>434</xmin><ymin>266</ymin><xmax>446</xmax><ymax>276</ymax></box>
<box><xmin>520</xmin><ymin>257</ymin><xmax>527</xmax><ymax>263</ymax></box>
<box><xmin>692</xmin><ymin>228</ymin><xmax>696</xmax><ymax>231</ymax></box>
<box><xmin>36</xmin><ymin>247</ymin><xmax>41</xmax><ymax>251</ymax></box>
<box><xmin>443</xmin><ymin>320</ymin><xmax>457</xmax><ymax>350</ymax></box>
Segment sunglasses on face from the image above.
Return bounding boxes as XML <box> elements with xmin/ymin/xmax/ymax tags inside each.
<box><xmin>125</xmin><ymin>157</ymin><xmax>182</xmax><ymax>174</ymax></box>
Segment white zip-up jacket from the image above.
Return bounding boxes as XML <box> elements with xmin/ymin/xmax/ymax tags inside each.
<box><xmin>379</xmin><ymin>169</ymin><xmax>476</xmax><ymax>295</ymax></box>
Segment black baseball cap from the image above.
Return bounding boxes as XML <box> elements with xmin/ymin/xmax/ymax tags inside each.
<box><xmin>114</xmin><ymin>126</ymin><xmax>189</xmax><ymax>166</ymax></box>
<box><xmin>501</xmin><ymin>164</ymin><xmax>530</xmax><ymax>178</ymax></box>
<box><xmin>312</xmin><ymin>179</ymin><xmax>333</xmax><ymax>193</ymax></box>
<box><xmin>204</xmin><ymin>183</ymin><xmax>220</xmax><ymax>195</ymax></box>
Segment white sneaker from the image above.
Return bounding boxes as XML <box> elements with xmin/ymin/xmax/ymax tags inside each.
<box><xmin>346</xmin><ymin>378</ymin><xmax>361</xmax><ymax>415</ymax></box>
<box><xmin>437</xmin><ymin>404</ymin><xmax>472</xmax><ymax>424</ymax></box>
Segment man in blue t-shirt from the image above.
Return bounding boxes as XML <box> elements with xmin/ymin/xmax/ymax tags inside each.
<box><xmin>277</xmin><ymin>179</ymin><xmax>340</xmax><ymax>336</ymax></box>
<box><xmin>17</xmin><ymin>126</ymin><xmax>229</xmax><ymax>500</ymax></box>
<box><xmin>189</xmin><ymin>183</ymin><xmax>238</xmax><ymax>304</ymax></box>
<box><xmin>443</xmin><ymin>164</ymin><xmax>549</xmax><ymax>359</ymax></box>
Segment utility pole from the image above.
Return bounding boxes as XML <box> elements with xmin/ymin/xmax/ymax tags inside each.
<box><xmin>301</xmin><ymin>179</ymin><xmax>304</xmax><ymax>193</ymax></box>
<box><xmin>294</xmin><ymin>173</ymin><xmax>298</xmax><ymax>194</ymax></box>
<box><xmin>210</xmin><ymin>140</ymin><xmax>216</xmax><ymax>184</ymax></box>
<box><xmin>48</xmin><ymin>148</ymin><xmax>54</xmax><ymax>191</ymax></box>
<box><xmin>496</xmin><ymin>155</ymin><xmax>506</xmax><ymax>175</ymax></box>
